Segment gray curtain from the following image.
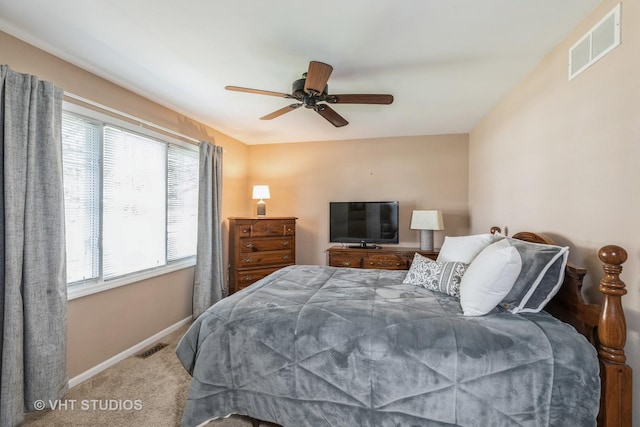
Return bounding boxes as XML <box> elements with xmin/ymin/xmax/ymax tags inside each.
<box><xmin>192</xmin><ymin>141</ymin><xmax>225</xmax><ymax>318</ymax></box>
<box><xmin>0</xmin><ymin>65</ymin><xmax>68</xmax><ymax>426</ymax></box>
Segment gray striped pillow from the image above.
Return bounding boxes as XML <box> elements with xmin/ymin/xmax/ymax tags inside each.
<box><xmin>403</xmin><ymin>253</ymin><xmax>468</xmax><ymax>298</ymax></box>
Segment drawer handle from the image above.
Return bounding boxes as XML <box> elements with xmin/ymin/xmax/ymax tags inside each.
<box><xmin>242</xmin><ymin>276</ymin><xmax>253</xmax><ymax>282</ymax></box>
<box><xmin>282</xmin><ymin>255</ymin><xmax>289</xmax><ymax>260</ymax></box>
<box><xmin>243</xmin><ymin>257</ymin><xmax>253</xmax><ymax>263</ymax></box>
<box><xmin>342</xmin><ymin>261</ymin><xmax>351</xmax><ymax>266</ymax></box>
<box><xmin>242</xmin><ymin>228</ymin><xmax>251</xmax><ymax>233</ymax></box>
<box><xmin>245</xmin><ymin>243</ymin><xmax>253</xmax><ymax>248</ymax></box>
<box><xmin>282</xmin><ymin>241</ymin><xmax>289</xmax><ymax>246</ymax></box>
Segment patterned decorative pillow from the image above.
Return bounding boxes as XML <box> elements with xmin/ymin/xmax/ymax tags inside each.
<box><xmin>403</xmin><ymin>253</ymin><xmax>469</xmax><ymax>298</ymax></box>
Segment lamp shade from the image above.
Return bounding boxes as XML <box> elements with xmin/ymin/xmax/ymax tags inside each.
<box><xmin>252</xmin><ymin>185</ymin><xmax>270</xmax><ymax>200</ymax></box>
<box><xmin>410</xmin><ymin>210</ymin><xmax>444</xmax><ymax>230</ymax></box>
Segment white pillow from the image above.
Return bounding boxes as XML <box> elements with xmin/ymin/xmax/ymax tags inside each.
<box><xmin>437</xmin><ymin>233</ymin><xmax>497</xmax><ymax>264</ymax></box>
<box><xmin>459</xmin><ymin>238</ymin><xmax>522</xmax><ymax>316</ymax></box>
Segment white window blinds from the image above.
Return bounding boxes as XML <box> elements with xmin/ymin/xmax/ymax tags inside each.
<box><xmin>167</xmin><ymin>145</ymin><xmax>199</xmax><ymax>261</ymax></box>
<box><xmin>102</xmin><ymin>126</ymin><xmax>167</xmax><ymax>279</ymax></box>
<box><xmin>62</xmin><ymin>109</ymin><xmax>199</xmax><ymax>288</ymax></box>
<box><xmin>62</xmin><ymin>113</ymin><xmax>101</xmax><ymax>284</ymax></box>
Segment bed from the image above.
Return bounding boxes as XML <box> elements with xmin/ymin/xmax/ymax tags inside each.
<box><xmin>176</xmin><ymin>229</ymin><xmax>632</xmax><ymax>427</ymax></box>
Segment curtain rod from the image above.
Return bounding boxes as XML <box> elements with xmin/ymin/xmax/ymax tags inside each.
<box><xmin>63</xmin><ymin>92</ymin><xmax>201</xmax><ymax>145</ymax></box>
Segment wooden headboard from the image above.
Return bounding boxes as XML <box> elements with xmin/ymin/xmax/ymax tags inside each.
<box><xmin>492</xmin><ymin>227</ymin><xmax>632</xmax><ymax>427</ymax></box>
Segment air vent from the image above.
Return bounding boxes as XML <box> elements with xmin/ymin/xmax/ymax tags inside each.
<box><xmin>569</xmin><ymin>3</ymin><xmax>621</xmax><ymax>80</ymax></box>
<box><xmin>136</xmin><ymin>342</ymin><xmax>168</xmax><ymax>359</ymax></box>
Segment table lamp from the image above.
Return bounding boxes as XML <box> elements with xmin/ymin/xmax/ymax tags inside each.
<box><xmin>410</xmin><ymin>210</ymin><xmax>444</xmax><ymax>251</ymax></box>
<box><xmin>252</xmin><ymin>185</ymin><xmax>270</xmax><ymax>216</ymax></box>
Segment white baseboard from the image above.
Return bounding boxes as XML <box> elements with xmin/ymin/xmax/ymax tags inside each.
<box><xmin>68</xmin><ymin>316</ymin><xmax>192</xmax><ymax>388</ymax></box>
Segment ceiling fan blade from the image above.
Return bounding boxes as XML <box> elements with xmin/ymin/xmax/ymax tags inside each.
<box><xmin>315</xmin><ymin>104</ymin><xmax>348</xmax><ymax>127</ymax></box>
<box><xmin>304</xmin><ymin>61</ymin><xmax>333</xmax><ymax>94</ymax></box>
<box><xmin>326</xmin><ymin>94</ymin><xmax>394</xmax><ymax>104</ymax></box>
<box><xmin>225</xmin><ymin>86</ymin><xmax>293</xmax><ymax>99</ymax></box>
<box><xmin>260</xmin><ymin>104</ymin><xmax>302</xmax><ymax>120</ymax></box>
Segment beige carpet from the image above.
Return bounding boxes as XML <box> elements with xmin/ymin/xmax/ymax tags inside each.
<box><xmin>23</xmin><ymin>324</ymin><xmax>275</xmax><ymax>427</ymax></box>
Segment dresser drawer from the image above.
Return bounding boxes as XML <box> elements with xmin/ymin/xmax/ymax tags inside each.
<box><xmin>362</xmin><ymin>254</ymin><xmax>409</xmax><ymax>270</ymax></box>
<box><xmin>239</xmin><ymin>236</ymin><xmax>293</xmax><ymax>253</ymax></box>
<box><xmin>235</xmin><ymin>220</ymin><xmax>295</xmax><ymax>237</ymax></box>
<box><xmin>238</xmin><ymin>249</ymin><xmax>293</xmax><ymax>267</ymax></box>
<box><xmin>328</xmin><ymin>253</ymin><xmax>362</xmax><ymax>268</ymax></box>
<box><xmin>326</xmin><ymin>246</ymin><xmax>439</xmax><ymax>272</ymax></box>
<box><xmin>236</xmin><ymin>266</ymin><xmax>286</xmax><ymax>291</ymax></box>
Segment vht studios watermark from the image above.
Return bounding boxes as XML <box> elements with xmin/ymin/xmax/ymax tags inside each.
<box><xmin>34</xmin><ymin>399</ymin><xmax>143</xmax><ymax>411</ymax></box>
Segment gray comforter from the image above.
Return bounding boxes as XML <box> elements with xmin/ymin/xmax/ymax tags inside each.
<box><xmin>177</xmin><ymin>265</ymin><xmax>599</xmax><ymax>427</ymax></box>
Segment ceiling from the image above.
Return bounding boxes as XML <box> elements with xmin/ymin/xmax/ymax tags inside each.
<box><xmin>0</xmin><ymin>0</ymin><xmax>599</xmax><ymax>145</ymax></box>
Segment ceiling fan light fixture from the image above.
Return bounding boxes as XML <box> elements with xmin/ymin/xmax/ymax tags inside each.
<box><xmin>302</xmin><ymin>95</ymin><xmax>316</xmax><ymax>108</ymax></box>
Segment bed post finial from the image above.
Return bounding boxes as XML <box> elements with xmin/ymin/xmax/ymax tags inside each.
<box><xmin>596</xmin><ymin>245</ymin><xmax>632</xmax><ymax>427</ymax></box>
<box><xmin>597</xmin><ymin>245</ymin><xmax>628</xmax><ymax>364</ymax></box>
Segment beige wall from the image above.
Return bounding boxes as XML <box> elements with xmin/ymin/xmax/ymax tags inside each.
<box><xmin>0</xmin><ymin>30</ymin><xmax>249</xmax><ymax>378</ymax></box>
<box><xmin>67</xmin><ymin>268</ymin><xmax>194</xmax><ymax>376</ymax></box>
<box><xmin>247</xmin><ymin>134</ymin><xmax>469</xmax><ymax>265</ymax></box>
<box><xmin>469</xmin><ymin>0</ymin><xmax>640</xmax><ymax>421</ymax></box>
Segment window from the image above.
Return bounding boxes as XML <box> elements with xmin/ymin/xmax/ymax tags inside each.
<box><xmin>103</xmin><ymin>126</ymin><xmax>167</xmax><ymax>278</ymax></box>
<box><xmin>62</xmin><ymin>113</ymin><xmax>101</xmax><ymax>283</ymax></box>
<box><xmin>61</xmin><ymin>104</ymin><xmax>199</xmax><ymax>297</ymax></box>
<box><xmin>167</xmin><ymin>145</ymin><xmax>199</xmax><ymax>260</ymax></box>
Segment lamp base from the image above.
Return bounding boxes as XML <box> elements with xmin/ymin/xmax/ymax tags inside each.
<box><xmin>419</xmin><ymin>229</ymin><xmax>434</xmax><ymax>251</ymax></box>
<box><xmin>256</xmin><ymin>200</ymin><xmax>266</xmax><ymax>216</ymax></box>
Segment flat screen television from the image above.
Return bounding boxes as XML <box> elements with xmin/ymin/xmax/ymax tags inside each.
<box><xmin>329</xmin><ymin>201</ymin><xmax>399</xmax><ymax>248</ymax></box>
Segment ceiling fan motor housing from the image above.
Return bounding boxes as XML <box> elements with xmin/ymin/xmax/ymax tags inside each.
<box><xmin>292</xmin><ymin>78</ymin><xmax>327</xmax><ymax>97</ymax></box>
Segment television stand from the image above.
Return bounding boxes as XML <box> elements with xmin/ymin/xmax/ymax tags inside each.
<box><xmin>327</xmin><ymin>246</ymin><xmax>439</xmax><ymax>270</ymax></box>
<box><xmin>348</xmin><ymin>242</ymin><xmax>379</xmax><ymax>249</ymax></box>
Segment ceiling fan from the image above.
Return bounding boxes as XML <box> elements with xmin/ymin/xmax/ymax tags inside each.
<box><xmin>225</xmin><ymin>61</ymin><xmax>394</xmax><ymax>127</ymax></box>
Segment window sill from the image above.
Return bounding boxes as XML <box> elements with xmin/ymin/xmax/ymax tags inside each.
<box><xmin>67</xmin><ymin>258</ymin><xmax>196</xmax><ymax>301</ymax></box>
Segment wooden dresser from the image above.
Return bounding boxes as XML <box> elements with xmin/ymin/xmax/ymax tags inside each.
<box><xmin>327</xmin><ymin>246</ymin><xmax>438</xmax><ymax>270</ymax></box>
<box><xmin>228</xmin><ymin>217</ymin><xmax>297</xmax><ymax>294</ymax></box>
